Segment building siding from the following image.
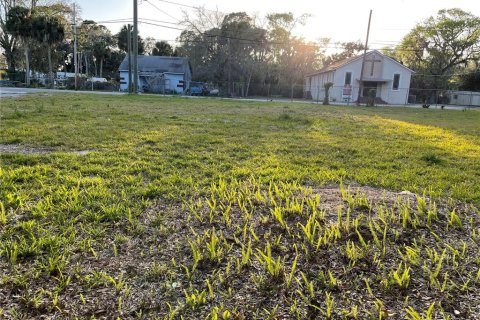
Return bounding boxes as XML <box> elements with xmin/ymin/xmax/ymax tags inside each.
<box><xmin>305</xmin><ymin>51</ymin><xmax>413</xmax><ymax>105</ymax></box>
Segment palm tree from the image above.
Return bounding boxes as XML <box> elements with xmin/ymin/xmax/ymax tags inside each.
<box><xmin>5</xmin><ymin>6</ymin><xmax>34</xmax><ymax>86</ymax></box>
<box><xmin>32</xmin><ymin>15</ymin><xmax>64</xmax><ymax>87</ymax></box>
<box><xmin>86</xmin><ymin>23</ymin><xmax>113</xmax><ymax>77</ymax></box>
<box><xmin>152</xmin><ymin>41</ymin><xmax>174</xmax><ymax>56</ymax></box>
<box><xmin>323</xmin><ymin>82</ymin><xmax>333</xmax><ymax>105</ymax></box>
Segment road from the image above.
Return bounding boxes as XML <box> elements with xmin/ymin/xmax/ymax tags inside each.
<box><xmin>1</xmin><ymin>87</ymin><xmax>478</xmax><ymax>111</ymax></box>
<box><xmin>0</xmin><ymin>87</ymin><xmax>125</xmax><ymax>98</ymax></box>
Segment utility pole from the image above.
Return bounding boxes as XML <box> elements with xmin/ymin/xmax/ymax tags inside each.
<box><xmin>133</xmin><ymin>0</ymin><xmax>139</xmax><ymax>93</ymax></box>
<box><xmin>356</xmin><ymin>10</ymin><xmax>372</xmax><ymax>106</ymax></box>
<box><xmin>73</xmin><ymin>3</ymin><xmax>78</xmax><ymax>90</ymax></box>
<box><xmin>127</xmin><ymin>24</ymin><xmax>133</xmax><ymax>93</ymax></box>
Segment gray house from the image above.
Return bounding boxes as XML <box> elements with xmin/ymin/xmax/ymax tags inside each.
<box><xmin>119</xmin><ymin>56</ymin><xmax>192</xmax><ymax>94</ymax></box>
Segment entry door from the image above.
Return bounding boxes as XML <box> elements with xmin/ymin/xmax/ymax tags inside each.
<box><xmin>363</xmin><ymin>81</ymin><xmax>377</xmax><ymax>97</ymax></box>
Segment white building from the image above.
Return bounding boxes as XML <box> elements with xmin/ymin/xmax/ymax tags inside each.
<box><xmin>446</xmin><ymin>90</ymin><xmax>480</xmax><ymax>107</ymax></box>
<box><xmin>304</xmin><ymin>50</ymin><xmax>414</xmax><ymax>105</ymax></box>
<box><xmin>119</xmin><ymin>56</ymin><xmax>191</xmax><ymax>94</ymax></box>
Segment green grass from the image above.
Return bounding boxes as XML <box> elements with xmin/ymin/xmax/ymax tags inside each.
<box><xmin>0</xmin><ymin>94</ymin><xmax>479</xmax><ymax>319</ymax></box>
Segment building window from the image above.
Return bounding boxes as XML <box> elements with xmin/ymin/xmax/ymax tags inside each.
<box><xmin>393</xmin><ymin>74</ymin><xmax>400</xmax><ymax>90</ymax></box>
<box><xmin>344</xmin><ymin>72</ymin><xmax>352</xmax><ymax>85</ymax></box>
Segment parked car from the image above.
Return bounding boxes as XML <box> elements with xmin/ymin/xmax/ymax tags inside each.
<box><xmin>208</xmin><ymin>88</ymin><xmax>219</xmax><ymax>96</ymax></box>
<box><xmin>0</xmin><ymin>80</ymin><xmax>20</xmax><ymax>87</ymax></box>
<box><xmin>190</xmin><ymin>82</ymin><xmax>209</xmax><ymax>96</ymax></box>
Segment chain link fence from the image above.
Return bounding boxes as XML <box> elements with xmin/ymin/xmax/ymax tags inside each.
<box><xmin>1</xmin><ymin>72</ymin><xmax>479</xmax><ymax>108</ymax></box>
<box><xmin>0</xmin><ymin>71</ymin><xmax>119</xmax><ymax>92</ymax></box>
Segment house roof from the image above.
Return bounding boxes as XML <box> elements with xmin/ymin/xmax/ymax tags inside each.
<box><xmin>119</xmin><ymin>55</ymin><xmax>190</xmax><ymax>74</ymax></box>
<box><xmin>306</xmin><ymin>50</ymin><xmax>414</xmax><ymax>77</ymax></box>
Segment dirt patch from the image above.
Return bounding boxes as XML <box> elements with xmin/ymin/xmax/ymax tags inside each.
<box><xmin>314</xmin><ymin>183</ymin><xmax>417</xmax><ymax>213</ymax></box>
<box><xmin>0</xmin><ymin>144</ymin><xmax>90</xmax><ymax>155</ymax></box>
<box><xmin>0</xmin><ymin>181</ymin><xmax>478</xmax><ymax>319</ymax></box>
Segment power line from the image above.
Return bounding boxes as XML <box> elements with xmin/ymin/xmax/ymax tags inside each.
<box><xmin>152</xmin><ymin>0</ymin><xmax>219</xmax><ymax>12</ymax></box>
<box><xmin>81</xmin><ymin>20</ymin><xmax>405</xmax><ymax>47</ymax></box>
<box><xmin>91</xmin><ymin>18</ymin><xmax>472</xmax><ymax>54</ymax></box>
<box><xmin>96</xmin><ymin>18</ymin><xmax>182</xmax><ymax>26</ymax></box>
<box><xmin>138</xmin><ymin>17</ymin><xmax>183</xmax><ymax>25</ymax></box>
<box><xmin>140</xmin><ymin>21</ymin><xmax>185</xmax><ymax>31</ymax></box>
<box><xmin>143</xmin><ymin>0</ymin><xmax>181</xmax><ymax>22</ymax></box>
<box><xmin>153</xmin><ymin>0</ymin><xmax>198</xmax><ymax>10</ymax></box>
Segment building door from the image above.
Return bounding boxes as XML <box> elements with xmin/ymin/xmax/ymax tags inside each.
<box><xmin>363</xmin><ymin>81</ymin><xmax>378</xmax><ymax>97</ymax></box>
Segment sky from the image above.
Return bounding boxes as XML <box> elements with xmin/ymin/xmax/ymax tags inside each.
<box><xmin>76</xmin><ymin>0</ymin><xmax>480</xmax><ymax>50</ymax></box>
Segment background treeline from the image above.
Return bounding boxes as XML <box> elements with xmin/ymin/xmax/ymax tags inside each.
<box><xmin>0</xmin><ymin>1</ymin><xmax>478</xmax><ymax>95</ymax></box>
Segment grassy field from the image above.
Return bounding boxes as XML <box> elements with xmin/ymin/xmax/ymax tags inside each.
<box><xmin>0</xmin><ymin>94</ymin><xmax>479</xmax><ymax>319</ymax></box>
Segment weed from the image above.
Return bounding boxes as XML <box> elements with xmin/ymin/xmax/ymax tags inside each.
<box><xmin>1</xmin><ymin>240</ymin><xmax>18</xmax><ymax>265</ymax></box>
<box><xmin>206</xmin><ymin>228</ymin><xmax>223</xmax><ymax>262</ymax></box>
<box><xmin>285</xmin><ymin>255</ymin><xmax>298</xmax><ymax>288</ymax></box>
<box><xmin>390</xmin><ymin>263</ymin><xmax>411</xmax><ymax>290</ymax></box>
<box><xmin>406</xmin><ymin>302</ymin><xmax>435</xmax><ymax>320</ymax></box>
<box><xmin>184</xmin><ymin>289</ymin><xmax>207</xmax><ymax>310</ymax></box>
<box><xmin>255</xmin><ymin>242</ymin><xmax>284</xmax><ymax>280</ymax></box>
<box><xmin>146</xmin><ymin>261</ymin><xmax>168</xmax><ymax>280</ymax></box>
<box><xmin>447</xmin><ymin>208</ymin><xmax>462</xmax><ymax>229</ymax></box>
<box><xmin>0</xmin><ymin>201</ymin><xmax>6</xmax><ymax>226</ymax></box>
<box><xmin>324</xmin><ymin>291</ymin><xmax>334</xmax><ymax>319</ymax></box>
<box><xmin>421</xmin><ymin>153</ymin><xmax>442</xmax><ymax>165</ymax></box>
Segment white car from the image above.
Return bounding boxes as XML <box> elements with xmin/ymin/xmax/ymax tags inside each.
<box><xmin>88</xmin><ymin>77</ymin><xmax>108</xmax><ymax>83</ymax></box>
<box><xmin>208</xmin><ymin>88</ymin><xmax>219</xmax><ymax>96</ymax></box>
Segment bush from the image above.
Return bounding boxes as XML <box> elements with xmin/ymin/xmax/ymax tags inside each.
<box><xmin>82</xmin><ymin>81</ymin><xmax>118</xmax><ymax>91</ymax></box>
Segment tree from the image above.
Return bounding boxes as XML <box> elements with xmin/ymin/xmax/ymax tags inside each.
<box><xmin>323</xmin><ymin>41</ymin><xmax>366</xmax><ymax>66</ymax></box>
<box><xmin>143</xmin><ymin>36</ymin><xmax>155</xmax><ymax>55</ymax></box>
<box><xmin>219</xmin><ymin>12</ymin><xmax>268</xmax><ymax>96</ymax></box>
<box><xmin>5</xmin><ymin>5</ymin><xmax>34</xmax><ymax>85</ymax></box>
<box><xmin>151</xmin><ymin>40</ymin><xmax>174</xmax><ymax>56</ymax></box>
<box><xmin>177</xmin><ymin>10</ymin><xmax>321</xmax><ymax>98</ymax></box>
<box><xmin>392</xmin><ymin>8</ymin><xmax>480</xmax><ymax>93</ymax></box>
<box><xmin>116</xmin><ymin>24</ymin><xmax>145</xmax><ymax>54</ymax></box>
<box><xmin>266</xmin><ymin>12</ymin><xmax>322</xmax><ymax>97</ymax></box>
<box><xmin>0</xmin><ymin>0</ymin><xmax>20</xmax><ymax>77</ymax></box>
<box><xmin>30</xmin><ymin>2</ymin><xmax>71</xmax><ymax>77</ymax></box>
<box><xmin>458</xmin><ymin>69</ymin><xmax>480</xmax><ymax>91</ymax></box>
<box><xmin>323</xmin><ymin>81</ymin><xmax>333</xmax><ymax>105</ymax></box>
<box><xmin>32</xmin><ymin>15</ymin><xmax>64</xmax><ymax>86</ymax></box>
<box><xmin>4</xmin><ymin>2</ymin><xmax>70</xmax><ymax>85</ymax></box>
<box><xmin>81</xmin><ymin>21</ymin><xmax>114</xmax><ymax>77</ymax></box>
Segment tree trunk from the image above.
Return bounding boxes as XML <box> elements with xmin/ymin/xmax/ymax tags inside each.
<box><xmin>84</xmin><ymin>53</ymin><xmax>88</xmax><ymax>76</ymax></box>
<box><xmin>100</xmin><ymin>58</ymin><xmax>103</xmax><ymax>78</ymax></box>
<box><xmin>1</xmin><ymin>34</ymin><xmax>17</xmax><ymax>76</ymax></box>
<box><xmin>93</xmin><ymin>59</ymin><xmax>97</xmax><ymax>77</ymax></box>
<box><xmin>245</xmin><ymin>69</ymin><xmax>253</xmax><ymax>97</ymax></box>
<box><xmin>47</xmin><ymin>45</ymin><xmax>53</xmax><ymax>88</ymax></box>
<box><xmin>24</xmin><ymin>45</ymin><xmax>30</xmax><ymax>86</ymax></box>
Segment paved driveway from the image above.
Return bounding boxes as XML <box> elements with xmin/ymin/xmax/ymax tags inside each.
<box><xmin>0</xmin><ymin>87</ymin><xmax>125</xmax><ymax>98</ymax></box>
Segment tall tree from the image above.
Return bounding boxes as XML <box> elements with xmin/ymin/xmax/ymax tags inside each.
<box><xmin>458</xmin><ymin>69</ymin><xmax>480</xmax><ymax>91</ymax></box>
<box><xmin>3</xmin><ymin>1</ymin><xmax>70</xmax><ymax>84</ymax></box>
<box><xmin>266</xmin><ymin>12</ymin><xmax>321</xmax><ymax>96</ymax></box>
<box><xmin>5</xmin><ymin>5</ymin><xmax>34</xmax><ymax>85</ymax></box>
<box><xmin>116</xmin><ymin>24</ymin><xmax>145</xmax><ymax>55</ymax></box>
<box><xmin>81</xmin><ymin>21</ymin><xmax>114</xmax><ymax>77</ymax></box>
<box><xmin>392</xmin><ymin>8</ymin><xmax>480</xmax><ymax>91</ymax></box>
<box><xmin>0</xmin><ymin>0</ymin><xmax>19</xmax><ymax>76</ymax></box>
<box><xmin>151</xmin><ymin>40</ymin><xmax>174</xmax><ymax>56</ymax></box>
<box><xmin>32</xmin><ymin>14</ymin><xmax>64</xmax><ymax>86</ymax></box>
<box><xmin>323</xmin><ymin>41</ymin><xmax>366</xmax><ymax>66</ymax></box>
<box><xmin>177</xmin><ymin>10</ymin><xmax>322</xmax><ymax>97</ymax></box>
<box><xmin>219</xmin><ymin>12</ymin><xmax>268</xmax><ymax>96</ymax></box>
